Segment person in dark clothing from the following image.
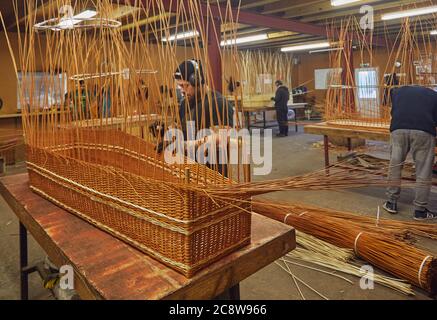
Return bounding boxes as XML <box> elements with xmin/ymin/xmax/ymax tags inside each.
<box><xmin>272</xmin><ymin>80</ymin><xmax>290</xmax><ymax>137</ymax></box>
<box><xmin>383</xmin><ymin>85</ymin><xmax>437</xmax><ymax>221</ymax></box>
<box><xmin>174</xmin><ymin>59</ymin><xmax>234</xmax><ymax>176</ymax></box>
<box><xmin>175</xmin><ymin>59</ymin><xmax>233</xmax><ymax>136</ymax></box>
<box><xmin>227</xmin><ymin>77</ymin><xmax>241</xmax><ymax>94</ymax></box>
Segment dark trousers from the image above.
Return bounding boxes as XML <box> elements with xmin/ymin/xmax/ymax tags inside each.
<box><xmin>276</xmin><ymin>106</ymin><xmax>289</xmax><ymax>135</ymax></box>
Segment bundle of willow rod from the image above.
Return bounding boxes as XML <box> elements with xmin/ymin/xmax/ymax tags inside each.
<box><xmin>252</xmin><ymin>200</ymin><xmax>410</xmax><ymax>241</ymax></box>
<box><xmin>189</xmin><ymin>162</ymin><xmax>413</xmax><ymax>201</ymax></box>
<box><xmin>230</xmin><ymin>50</ymin><xmax>294</xmax><ymax>96</ymax></box>
<box><xmin>254</xmin><ymin>199</ymin><xmax>437</xmax><ymax>241</ymax></box>
<box><xmin>282</xmin><ymin>231</ymin><xmax>414</xmax><ymax>296</ymax></box>
<box><xmin>253</xmin><ymin>202</ymin><xmax>437</xmax><ymax>294</ymax></box>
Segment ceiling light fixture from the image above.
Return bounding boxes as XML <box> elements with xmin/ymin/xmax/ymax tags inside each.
<box><xmin>331</xmin><ymin>0</ymin><xmax>361</xmax><ymax>7</ymax></box>
<box><xmin>162</xmin><ymin>30</ymin><xmax>200</xmax><ymax>42</ymax></box>
<box><xmin>381</xmin><ymin>5</ymin><xmax>437</xmax><ymax>21</ymax></box>
<box><xmin>220</xmin><ymin>34</ymin><xmax>268</xmax><ymax>46</ymax></box>
<box><xmin>309</xmin><ymin>45</ymin><xmax>357</xmax><ymax>54</ymax></box>
<box><xmin>57</xmin><ymin>9</ymin><xmax>97</xmax><ymax>29</ymax></box>
<box><xmin>281</xmin><ymin>41</ymin><xmax>331</xmax><ymax>53</ymax></box>
<box><xmin>309</xmin><ymin>47</ymin><xmax>344</xmax><ymax>54</ymax></box>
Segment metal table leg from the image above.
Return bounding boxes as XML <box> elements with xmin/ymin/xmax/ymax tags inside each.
<box><xmin>295</xmin><ymin>111</ymin><xmax>298</xmax><ymax>133</ymax></box>
<box><xmin>347</xmin><ymin>137</ymin><xmax>352</xmax><ymax>151</ymax></box>
<box><xmin>214</xmin><ymin>283</ymin><xmax>241</xmax><ymax>300</ymax></box>
<box><xmin>19</xmin><ymin>222</ymin><xmax>29</xmax><ymax>300</ymax></box>
<box><xmin>245</xmin><ymin>111</ymin><xmax>251</xmax><ymax>130</ymax></box>
<box><xmin>324</xmin><ymin>135</ymin><xmax>330</xmax><ymax>168</ymax></box>
<box><xmin>0</xmin><ymin>157</ymin><xmax>5</xmax><ymax>176</ymax></box>
<box><xmin>263</xmin><ymin>111</ymin><xmax>266</xmax><ymax>130</ymax></box>
<box><xmin>228</xmin><ymin>284</ymin><xmax>240</xmax><ymax>300</ymax></box>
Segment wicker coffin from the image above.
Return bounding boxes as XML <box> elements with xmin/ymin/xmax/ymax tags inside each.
<box><xmin>26</xmin><ymin>128</ymin><xmax>251</xmax><ymax>277</ymax></box>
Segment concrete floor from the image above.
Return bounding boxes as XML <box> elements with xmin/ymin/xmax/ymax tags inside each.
<box><xmin>0</xmin><ymin>123</ymin><xmax>436</xmax><ymax>300</ymax></box>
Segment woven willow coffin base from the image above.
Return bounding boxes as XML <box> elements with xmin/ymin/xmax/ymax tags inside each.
<box><xmin>26</xmin><ymin>129</ymin><xmax>252</xmax><ymax>278</ymax></box>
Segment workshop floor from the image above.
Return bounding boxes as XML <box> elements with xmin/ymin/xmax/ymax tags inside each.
<box><xmin>0</xmin><ymin>122</ymin><xmax>436</xmax><ymax>300</ymax></box>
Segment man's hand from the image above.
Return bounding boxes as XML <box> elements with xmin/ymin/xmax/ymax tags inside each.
<box><xmin>155</xmin><ymin>142</ymin><xmax>164</xmax><ymax>154</ymax></box>
<box><xmin>149</xmin><ymin>121</ymin><xmax>165</xmax><ymax>138</ymax></box>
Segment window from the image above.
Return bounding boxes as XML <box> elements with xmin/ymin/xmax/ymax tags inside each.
<box><xmin>17</xmin><ymin>72</ymin><xmax>67</xmax><ymax>110</ymax></box>
<box><xmin>315</xmin><ymin>68</ymin><xmax>342</xmax><ymax>90</ymax></box>
<box><xmin>354</xmin><ymin>67</ymin><xmax>380</xmax><ymax>119</ymax></box>
<box><xmin>356</xmin><ymin>69</ymin><xmax>378</xmax><ymax>99</ymax></box>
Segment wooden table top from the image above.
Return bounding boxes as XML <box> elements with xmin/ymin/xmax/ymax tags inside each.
<box><xmin>0</xmin><ymin>173</ymin><xmax>295</xmax><ymax>300</ymax></box>
<box><xmin>244</xmin><ymin>103</ymin><xmax>308</xmax><ymax>113</ymax></box>
<box><xmin>304</xmin><ymin>122</ymin><xmax>391</xmax><ymax>141</ymax></box>
<box><xmin>0</xmin><ymin>113</ymin><xmax>22</xmax><ymax>119</ymax></box>
<box><xmin>58</xmin><ymin>114</ymin><xmax>167</xmax><ymax>129</ymax></box>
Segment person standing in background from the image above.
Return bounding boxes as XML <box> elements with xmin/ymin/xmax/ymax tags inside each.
<box><xmin>272</xmin><ymin>80</ymin><xmax>290</xmax><ymax>137</ymax></box>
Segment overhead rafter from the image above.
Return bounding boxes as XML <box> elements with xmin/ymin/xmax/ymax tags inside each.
<box><xmin>1</xmin><ymin>0</ymin><xmax>26</xmax><ymax>31</ymax></box>
<box><xmin>240</xmin><ymin>0</ymin><xmax>281</xmax><ymax>10</ymax></box>
<box><xmin>260</xmin><ymin>0</ymin><xmax>384</xmax><ymax>16</ymax></box>
<box><xmin>156</xmin><ymin>0</ymin><xmax>385</xmax><ymax>46</ymax></box>
<box><xmin>123</xmin><ymin>0</ymin><xmax>328</xmax><ymax>37</ymax></box>
<box><xmin>283</xmin><ymin>0</ymin><xmax>426</xmax><ymax>19</ymax></box>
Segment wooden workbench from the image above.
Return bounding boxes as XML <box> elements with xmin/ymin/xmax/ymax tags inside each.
<box><xmin>244</xmin><ymin>103</ymin><xmax>308</xmax><ymax>132</ymax></box>
<box><xmin>0</xmin><ymin>173</ymin><xmax>296</xmax><ymax>300</ymax></box>
<box><xmin>0</xmin><ymin>113</ymin><xmax>22</xmax><ymax>129</ymax></box>
<box><xmin>304</xmin><ymin>122</ymin><xmax>390</xmax><ymax>167</ymax></box>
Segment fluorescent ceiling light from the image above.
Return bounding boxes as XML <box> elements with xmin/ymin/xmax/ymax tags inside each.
<box><xmin>309</xmin><ymin>47</ymin><xmax>344</xmax><ymax>54</ymax></box>
<box><xmin>331</xmin><ymin>0</ymin><xmax>360</xmax><ymax>7</ymax></box>
<box><xmin>431</xmin><ymin>30</ymin><xmax>437</xmax><ymax>35</ymax></box>
<box><xmin>57</xmin><ymin>9</ymin><xmax>97</xmax><ymax>29</ymax></box>
<box><xmin>309</xmin><ymin>45</ymin><xmax>356</xmax><ymax>54</ymax></box>
<box><xmin>381</xmin><ymin>5</ymin><xmax>437</xmax><ymax>21</ymax></box>
<box><xmin>162</xmin><ymin>30</ymin><xmax>199</xmax><ymax>42</ymax></box>
<box><xmin>281</xmin><ymin>42</ymin><xmax>331</xmax><ymax>53</ymax></box>
<box><xmin>220</xmin><ymin>34</ymin><xmax>268</xmax><ymax>46</ymax></box>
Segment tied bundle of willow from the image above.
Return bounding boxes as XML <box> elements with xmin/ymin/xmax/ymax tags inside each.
<box><xmin>253</xmin><ymin>202</ymin><xmax>437</xmax><ymax>294</ymax></box>
<box><xmin>254</xmin><ymin>199</ymin><xmax>437</xmax><ymax>241</ymax></box>
<box><xmin>283</xmin><ymin>231</ymin><xmax>414</xmax><ymax>296</ymax></box>
<box><xmin>235</xmin><ymin>50</ymin><xmax>294</xmax><ymax>97</ymax></box>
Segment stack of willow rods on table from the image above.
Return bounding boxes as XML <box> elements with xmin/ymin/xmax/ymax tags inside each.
<box><xmin>252</xmin><ymin>201</ymin><xmax>437</xmax><ymax>295</ymax></box>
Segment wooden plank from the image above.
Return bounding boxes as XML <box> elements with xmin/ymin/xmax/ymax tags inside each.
<box><xmin>244</xmin><ymin>106</ymin><xmax>276</xmax><ymax>113</ymax></box>
<box><xmin>0</xmin><ymin>114</ymin><xmax>22</xmax><ymax>119</ymax></box>
<box><xmin>304</xmin><ymin>122</ymin><xmax>391</xmax><ymax>142</ymax></box>
<box><xmin>0</xmin><ymin>173</ymin><xmax>295</xmax><ymax>300</ymax></box>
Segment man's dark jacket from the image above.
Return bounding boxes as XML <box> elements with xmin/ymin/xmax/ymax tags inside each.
<box><xmin>273</xmin><ymin>86</ymin><xmax>290</xmax><ymax>110</ymax></box>
<box><xmin>179</xmin><ymin>91</ymin><xmax>233</xmax><ymax>137</ymax></box>
<box><xmin>391</xmin><ymin>86</ymin><xmax>437</xmax><ymax>137</ymax></box>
